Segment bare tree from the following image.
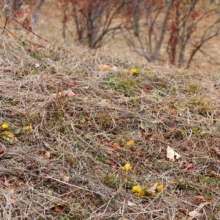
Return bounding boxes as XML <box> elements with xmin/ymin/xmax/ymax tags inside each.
<box><xmin>124</xmin><ymin>0</ymin><xmax>173</xmax><ymax>62</ymax></box>
<box><xmin>61</xmin><ymin>0</ymin><xmax>126</xmax><ymax>48</ymax></box>
<box><xmin>123</xmin><ymin>0</ymin><xmax>220</xmax><ymax>68</ymax></box>
<box><xmin>166</xmin><ymin>0</ymin><xmax>220</xmax><ymax>68</ymax></box>
<box><xmin>30</xmin><ymin>0</ymin><xmax>45</xmax><ymax>30</ymax></box>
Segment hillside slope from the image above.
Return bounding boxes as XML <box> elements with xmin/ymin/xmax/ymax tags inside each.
<box><xmin>0</xmin><ymin>31</ymin><xmax>220</xmax><ymax>220</ymax></box>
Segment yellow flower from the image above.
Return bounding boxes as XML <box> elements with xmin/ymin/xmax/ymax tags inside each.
<box><xmin>131</xmin><ymin>185</ymin><xmax>145</xmax><ymax>197</ymax></box>
<box><xmin>2</xmin><ymin>131</ymin><xmax>14</xmax><ymax>141</ymax></box>
<box><xmin>122</xmin><ymin>162</ymin><xmax>132</xmax><ymax>170</ymax></box>
<box><xmin>123</xmin><ymin>69</ymin><xmax>129</xmax><ymax>73</ymax></box>
<box><xmin>156</xmin><ymin>182</ymin><xmax>163</xmax><ymax>192</ymax></box>
<box><xmin>131</xmin><ymin>69</ymin><xmax>137</xmax><ymax>74</ymax></box>
<box><xmin>137</xmin><ymin>190</ymin><xmax>145</xmax><ymax>197</ymax></box>
<box><xmin>131</xmin><ymin>185</ymin><xmax>142</xmax><ymax>193</ymax></box>
<box><xmin>1</xmin><ymin>123</ymin><xmax>9</xmax><ymax>129</ymax></box>
<box><xmin>24</xmin><ymin>125</ymin><xmax>31</xmax><ymax>131</ymax></box>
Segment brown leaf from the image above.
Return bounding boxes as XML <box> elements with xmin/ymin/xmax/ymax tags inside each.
<box><xmin>189</xmin><ymin>210</ymin><xmax>201</xmax><ymax>218</ymax></box>
<box><xmin>55</xmin><ymin>206</ymin><xmax>62</xmax><ymax>213</ymax></box>
<box><xmin>196</xmin><ymin>197</ymin><xmax>214</xmax><ymax>202</ymax></box>
<box><xmin>11</xmin><ymin>197</ymin><xmax>16</xmax><ymax>203</ymax></box>
<box><xmin>59</xmin><ymin>90</ymin><xmax>76</xmax><ymax>98</ymax></box>
<box><xmin>189</xmin><ymin>202</ymin><xmax>210</xmax><ymax>218</ymax></box>
<box><xmin>65</xmin><ymin>90</ymin><xmax>76</xmax><ymax>97</ymax></box>
<box><xmin>112</xmin><ymin>142</ymin><xmax>120</xmax><ymax>150</ymax></box>
<box><xmin>182</xmin><ymin>163</ymin><xmax>194</xmax><ymax>170</ymax></box>
<box><xmin>195</xmin><ymin>196</ymin><xmax>206</xmax><ymax>202</ymax></box>
<box><xmin>98</xmin><ymin>64</ymin><xmax>117</xmax><ymax>71</ymax></box>
<box><xmin>44</xmin><ymin>151</ymin><xmax>50</xmax><ymax>159</ymax></box>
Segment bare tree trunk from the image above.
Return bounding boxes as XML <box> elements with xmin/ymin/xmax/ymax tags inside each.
<box><xmin>31</xmin><ymin>0</ymin><xmax>45</xmax><ymax>30</ymax></box>
<box><xmin>133</xmin><ymin>0</ymin><xmax>140</xmax><ymax>37</ymax></box>
<box><xmin>154</xmin><ymin>0</ymin><xmax>172</xmax><ymax>59</ymax></box>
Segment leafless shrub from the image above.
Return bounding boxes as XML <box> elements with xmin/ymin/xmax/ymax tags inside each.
<box><xmin>124</xmin><ymin>0</ymin><xmax>220</xmax><ymax>68</ymax></box>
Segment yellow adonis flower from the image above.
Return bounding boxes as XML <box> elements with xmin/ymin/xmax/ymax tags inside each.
<box><xmin>24</xmin><ymin>125</ymin><xmax>31</xmax><ymax>131</ymax></box>
<box><xmin>122</xmin><ymin>162</ymin><xmax>132</xmax><ymax>171</ymax></box>
<box><xmin>131</xmin><ymin>185</ymin><xmax>142</xmax><ymax>193</ymax></box>
<box><xmin>131</xmin><ymin>185</ymin><xmax>145</xmax><ymax>197</ymax></box>
<box><xmin>156</xmin><ymin>182</ymin><xmax>163</xmax><ymax>192</ymax></box>
<box><xmin>1</xmin><ymin>123</ymin><xmax>9</xmax><ymax>130</ymax></box>
<box><xmin>131</xmin><ymin>69</ymin><xmax>138</xmax><ymax>74</ymax></box>
<box><xmin>2</xmin><ymin>131</ymin><xmax>14</xmax><ymax>141</ymax></box>
<box><xmin>137</xmin><ymin>190</ymin><xmax>145</xmax><ymax>197</ymax></box>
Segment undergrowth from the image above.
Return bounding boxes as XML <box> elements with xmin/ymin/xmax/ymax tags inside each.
<box><xmin>0</xmin><ymin>29</ymin><xmax>219</xmax><ymax>220</ymax></box>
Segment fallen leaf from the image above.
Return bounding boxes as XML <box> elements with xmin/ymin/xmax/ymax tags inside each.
<box><xmin>189</xmin><ymin>210</ymin><xmax>201</xmax><ymax>218</ymax></box>
<box><xmin>55</xmin><ymin>206</ymin><xmax>62</xmax><ymax>214</ymax></box>
<box><xmin>195</xmin><ymin>196</ymin><xmax>214</xmax><ymax>202</ymax></box>
<box><xmin>98</xmin><ymin>64</ymin><xmax>117</xmax><ymax>71</ymax></box>
<box><xmin>59</xmin><ymin>90</ymin><xmax>75</xmax><ymax>97</ymax></box>
<box><xmin>127</xmin><ymin>201</ymin><xmax>137</xmax><ymax>207</ymax></box>
<box><xmin>65</xmin><ymin>90</ymin><xmax>76</xmax><ymax>97</ymax></box>
<box><xmin>11</xmin><ymin>197</ymin><xmax>16</xmax><ymax>203</ymax></box>
<box><xmin>167</xmin><ymin>146</ymin><xmax>181</xmax><ymax>162</ymax></box>
<box><xmin>195</xmin><ymin>196</ymin><xmax>205</xmax><ymax>202</ymax></box>
<box><xmin>35</xmin><ymin>63</ymin><xmax>40</xmax><ymax>68</ymax></box>
<box><xmin>44</xmin><ymin>151</ymin><xmax>50</xmax><ymax>159</ymax></box>
<box><xmin>125</xmin><ymin>140</ymin><xmax>134</xmax><ymax>147</ymax></box>
<box><xmin>189</xmin><ymin>202</ymin><xmax>210</xmax><ymax>218</ymax></box>
<box><xmin>109</xmin><ymin>161</ymin><xmax>116</xmax><ymax>167</ymax></box>
<box><xmin>112</xmin><ymin>142</ymin><xmax>120</xmax><ymax>150</ymax></box>
<box><xmin>182</xmin><ymin>163</ymin><xmax>194</xmax><ymax>170</ymax></box>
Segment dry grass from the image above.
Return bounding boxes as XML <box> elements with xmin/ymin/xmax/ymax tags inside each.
<box><xmin>0</xmin><ymin>25</ymin><xmax>220</xmax><ymax>220</ymax></box>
